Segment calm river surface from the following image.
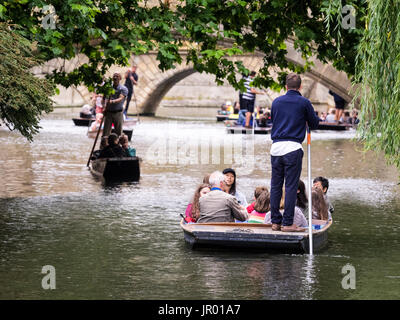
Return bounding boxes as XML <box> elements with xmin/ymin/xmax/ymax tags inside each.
<box><xmin>0</xmin><ymin>112</ymin><xmax>400</xmax><ymax>299</ymax></box>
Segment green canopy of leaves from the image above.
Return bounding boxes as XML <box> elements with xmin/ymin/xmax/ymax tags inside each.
<box><xmin>0</xmin><ymin>23</ymin><xmax>54</xmax><ymax>141</ymax></box>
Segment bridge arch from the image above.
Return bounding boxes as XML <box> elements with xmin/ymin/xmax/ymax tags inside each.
<box><xmin>33</xmin><ymin>40</ymin><xmax>354</xmax><ymax>112</ymax></box>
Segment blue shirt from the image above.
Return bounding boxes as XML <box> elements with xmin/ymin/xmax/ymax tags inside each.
<box><xmin>271</xmin><ymin>90</ymin><xmax>320</xmax><ymax>144</ymax></box>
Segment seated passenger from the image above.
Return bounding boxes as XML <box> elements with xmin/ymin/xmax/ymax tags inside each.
<box><xmin>91</xmin><ymin>136</ymin><xmax>109</xmax><ymax>160</ymax></box>
<box><xmin>223</xmin><ymin>168</ymin><xmax>248</xmax><ymax>207</ymax></box>
<box><xmin>233</xmin><ymin>101</ymin><xmax>240</xmax><ymax>114</ymax></box>
<box><xmin>296</xmin><ymin>180</ymin><xmax>308</xmax><ymax>215</ymax></box>
<box><xmin>313</xmin><ymin>176</ymin><xmax>334</xmax><ymax>218</ymax></box>
<box><xmin>236</xmin><ymin>109</ymin><xmax>247</xmax><ymax>126</ymax></box>
<box><xmin>184</xmin><ymin>183</ymin><xmax>211</xmax><ymax>223</ymax></box>
<box><xmin>225</xmin><ymin>101</ymin><xmax>233</xmax><ymax>114</ymax></box>
<box><xmin>348</xmin><ymin>109</ymin><xmax>359</xmax><ymax>125</ymax></box>
<box><xmin>119</xmin><ymin>134</ymin><xmax>136</xmax><ymax>157</ymax></box>
<box><xmin>247</xmin><ymin>186</ymin><xmax>270</xmax><ymax>223</ymax></box>
<box><xmin>89</xmin><ymin>113</ymin><xmax>103</xmax><ymax>132</ymax></box>
<box><xmin>311</xmin><ymin>187</ymin><xmax>329</xmax><ymax>220</ymax></box>
<box><xmin>197</xmin><ymin>171</ymin><xmax>248</xmax><ymax>223</ymax></box>
<box><xmin>98</xmin><ymin>133</ymin><xmax>126</xmax><ymax>158</ymax></box>
<box><xmin>80</xmin><ymin>104</ymin><xmax>95</xmax><ymax>119</ymax></box>
<box><xmin>325</xmin><ymin>109</ymin><xmax>337</xmax><ymax>123</ymax></box>
<box><xmin>341</xmin><ymin>111</ymin><xmax>350</xmax><ymax>124</ymax></box>
<box><xmin>264</xmin><ymin>189</ymin><xmax>308</xmax><ymax>228</ymax></box>
<box><xmin>246</xmin><ymin>186</ymin><xmax>267</xmax><ymax>213</ymax></box>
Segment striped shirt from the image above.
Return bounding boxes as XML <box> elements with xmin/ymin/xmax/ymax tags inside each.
<box><xmin>242</xmin><ymin>76</ymin><xmax>255</xmax><ymax>101</ymax></box>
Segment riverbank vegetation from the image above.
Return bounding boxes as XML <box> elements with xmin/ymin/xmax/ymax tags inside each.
<box><xmin>0</xmin><ymin>23</ymin><xmax>54</xmax><ymax>141</ymax></box>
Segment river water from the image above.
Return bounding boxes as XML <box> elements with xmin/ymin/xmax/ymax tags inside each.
<box><xmin>0</xmin><ymin>113</ymin><xmax>399</xmax><ymax>299</ymax></box>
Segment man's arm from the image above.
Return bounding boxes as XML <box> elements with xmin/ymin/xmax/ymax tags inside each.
<box><xmin>306</xmin><ymin>101</ymin><xmax>321</xmax><ymax>130</ymax></box>
<box><xmin>110</xmin><ymin>93</ymin><xmax>125</xmax><ymax>105</ymax></box>
<box><xmin>227</xmin><ymin>197</ymin><xmax>248</xmax><ymax>221</ymax></box>
<box><xmin>250</xmin><ymin>87</ymin><xmax>264</xmax><ymax>95</ymax></box>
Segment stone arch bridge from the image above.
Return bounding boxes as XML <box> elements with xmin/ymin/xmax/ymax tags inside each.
<box><xmin>34</xmin><ymin>40</ymin><xmax>354</xmax><ymax>115</ymax></box>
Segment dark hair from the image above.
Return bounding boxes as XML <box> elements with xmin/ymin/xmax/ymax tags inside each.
<box><xmin>297</xmin><ymin>180</ymin><xmax>308</xmax><ymax>210</ymax></box>
<box><xmin>191</xmin><ymin>183</ymin><xmax>211</xmax><ymax>221</ymax></box>
<box><xmin>222</xmin><ymin>168</ymin><xmax>236</xmax><ymax>195</ymax></box>
<box><xmin>313</xmin><ymin>176</ymin><xmax>329</xmax><ymax>192</ymax></box>
<box><xmin>100</xmin><ymin>136</ymin><xmax>109</xmax><ymax>149</ymax></box>
<box><xmin>202</xmin><ymin>173</ymin><xmax>211</xmax><ymax>184</ymax></box>
<box><xmin>253</xmin><ymin>187</ymin><xmax>270</xmax><ymax>213</ymax></box>
<box><xmin>108</xmin><ymin>133</ymin><xmax>119</xmax><ymax>145</ymax></box>
<box><xmin>250</xmin><ymin>71</ymin><xmax>256</xmax><ymax>77</ymax></box>
<box><xmin>286</xmin><ymin>73</ymin><xmax>301</xmax><ymax>90</ymax></box>
<box><xmin>312</xmin><ymin>188</ymin><xmax>328</xmax><ymax>220</ymax></box>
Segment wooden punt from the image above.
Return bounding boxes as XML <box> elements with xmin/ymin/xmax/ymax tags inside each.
<box><xmin>180</xmin><ymin>219</ymin><xmax>332</xmax><ymax>253</ymax></box>
<box><xmin>87</xmin><ymin>128</ymin><xmax>133</xmax><ymax>141</ymax></box>
<box><xmin>317</xmin><ymin>123</ymin><xmax>352</xmax><ymax>131</ymax></box>
<box><xmin>216</xmin><ymin>114</ymin><xmax>229</xmax><ymax>121</ymax></box>
<box><xmin>226</xmin><ymin>126</ymin><xmax>272</xmax><ymax>135</ymax></box>
<box><xmin>72</xmin><ymin>117</ymin><xmax>95</xmax><ymax>126</ymax></box>
<box><xmin>90</xmin><ymin>157</ymin><xmax>140</xmax><ymax>182</ymax></box>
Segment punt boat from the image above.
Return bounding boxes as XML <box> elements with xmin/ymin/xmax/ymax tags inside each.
<box><xmin>72</xmin><ymin>117</ymin><xmax>95</xmax><ymax>126</ymax></box>
<box><xmin>90</xmin><ymin>156</ymin><xmax>140</xmax><ymax>182</ymax></box>
<box><xmin>226</xmin><ymin>126</ymin><xmax>272</xmax><ymax>135</ymax></box>
<box><xmin>180</xmin><ymin>219</ymin><xmax>332</xmax><ymax>253</ymax></box>
<box><xmin>317</xmin><ymin>123</ymin><xmax>352</xmax><ymax>131</ymax></box>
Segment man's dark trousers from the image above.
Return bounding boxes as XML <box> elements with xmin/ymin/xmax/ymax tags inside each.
<box><xmin>124</xmin><ymin>89</ymin><xmax>133</xmax><ymax>116</ymax></box>
<box><xmin>270</xmin><ymin>148</ymin><xmax>303</xmax><ymax>226</ymax></box>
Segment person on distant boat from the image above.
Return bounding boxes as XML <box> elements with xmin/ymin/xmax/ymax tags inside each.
<box><xmin>264</xmin><ymin>189</ymin><xmax>308</xmax><ymax>228</ymax></box>
<box><xmin>311</xmin><ymin>187</ymin><xmax>329</xmax><ymax>221</ymax></box>
<box><xmin>184</xmin><ymin>183</ymin><xmax>211</xmax><ymax>223</ymax></box>
<box><xmin>80</xmin><ymin>104</ymin><xmax>95</xmax><ymax>119</ymax></box>
<box><xmin>241</xmin><ymin>71</ymin><xmax>265</xmax><ymax>128</ymax></box>
<box><xmin>246</xmin><ymin>186</ymin><xmax>270</xmax><ymax>223</ymax></box>
<box><xmin>233</xmin><ymin>101</ymin><xmax>240</xmax><ymax>114</ymax></box>
<box><xmin>320</xmin><ymin>111</ymin><xmax>327</xmax><ymax>122</ymax></box>
<box><xmin>225</xmin><ymin>101</ymin><xmax>233</xmax><ymax>114</ymax></box>
<box><xmin>123</xmin><ymin>64</ymin><xmax>138</xmax><ymax>117</ymax></box>
<box><xmin>89</xmin><ymin>113</ymin><xmax>103</xmax><ymax>132</ymax></box>
<box><xmin>313</xmin><ymin>176</ymin><xmax>334</xmax><ymax>218</ymax></box>
<box><xmin>348</xmin><ymin>109</ymin><xmax>359</xmax><ymax>125</ymax></box>
<box><xmin>325</xmin><ymin>109</ymin><xmax>337</xmax><ymax>123</ymax></box>
<box><xmin>91</xmin><ymin>136</ymin><xmax>109</xmax><ymax>160</ymax></box>
<box><xmin>93</xmin><ymin>93</ymin><xmax>104</xmax><ymax>115</ymax></box>
<box><xmin>328</xmin><ymin>90</ymin><xmax>347</xmax><ymax>123</ymax></box>
<box><xmin>119</xmin><ymin>134</ymin><xmax>136</xmax><ymax>157</ymax></box>
<box><xmin>197</xmin><ymin>171</ymin><xmax>248</xmax><ymax>223</ymax></box>
<box><xmin>103</xmin><ymin>73</ymin><xmax>128</xmax><ymax>138</ymax></box>
<box><xmin>341</xmin><ymin>111</ymin><xmax>350</xmax><ymax>124</ymax></box>
<box><xmin>222</xmin><ymin>168</ymin><xmax>248</xmax><ymax>207</ymax></box>
<box><xmin>98</xmin><ymin>133</ymin><xmax>126</xmax><ymax>158</ymax></box>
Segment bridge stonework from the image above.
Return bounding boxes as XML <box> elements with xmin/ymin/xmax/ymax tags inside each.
<box><xmin>34</xmin><ymin>40</ymin><xmax>354</xmax><ymax>114</ymax></box>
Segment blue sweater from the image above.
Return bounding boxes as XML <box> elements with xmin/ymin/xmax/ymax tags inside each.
<box><xmin>271</xmin><ymin>90</ymin><xmax>320</xmax><ymax>144</ymax></box>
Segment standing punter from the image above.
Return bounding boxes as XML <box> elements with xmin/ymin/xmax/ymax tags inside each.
<box><xmin>270</xmin><ymin>73</ymin><xmax>320</xmax><ymax>232</ymax></box>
